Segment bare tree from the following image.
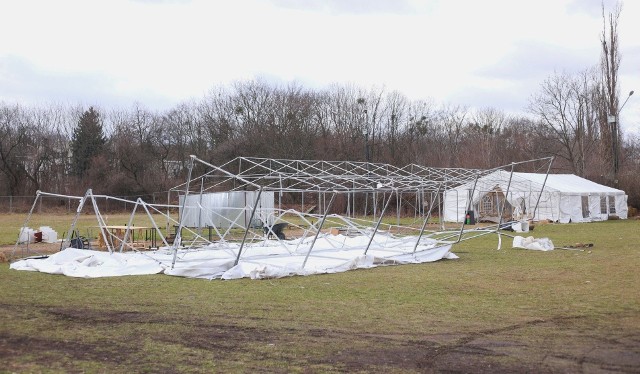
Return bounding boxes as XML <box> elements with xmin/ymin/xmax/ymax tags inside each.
<box><xmin>324</xmin><ymin>84</ymin><xmax>366</xmax><ymax>161</ymax></box>
<box><xmin>198</xmin><ymin>86</ymin><xmax>239</xmax><ymax>163</ymax></box>
<box><xmin>110</xmin><ymin>105</ymin><xmax>173</xmax><ymax>195</ymax></box>
<box><xmin>528</xmin><ymin>70</ymin><xmax>601</xmax><ymax>176</ymax></box>
<box><xmin>380</xmin><ymin>91</ymin><xmax>408</xmax><ymax>165</ymax></box>
<box><xmin>439</xmin><ymin>104</ymin><xmax>469</xmax><ymax>167</ymax></box>
<box><xmin>599</xmin><ymin>2</ymin><xmax>622</xmax><ymax>184</ymax></box>
<box><xmin>0</xmin><ymin>103</ymin><xmax>28</xmax><ymax>195</ymax></box>
<box><xmin>402</xmin><ymin>99</ymin><xmax>439</xmax><ymax>166</ymax></box>
<box><xmin>466</xmin><ymin>107</ymin><xmax>508</xmax><ymax>168</ymax></box>
<box><xmin>267</xmin><ymin>83</ymin><xmax>319</xmax><ymax>159</ymax></box>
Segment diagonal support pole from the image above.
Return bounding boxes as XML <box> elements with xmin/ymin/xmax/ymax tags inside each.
<box><xmin>172</xmin><ymin>155</ymin><xmax>195</xmax><ymax>269</ymax></box>
<box><xmin>234</xmin><ymin>187</ymin><xmax>263</xmax><ymax>266</ymax></box>
<box><xmin>413</xmin><ymin>184</ymin><xmax>443</xmax><ymax>254</ymax></box>
<box><xmin>301</xmin><ymin>192</ymin><xmax>336</xmax><ymax>269</ymax></box>
<box><xmin>364</xmin><ymin>189</ymin><xmax>395</xmax><ymax>255</ymax></box>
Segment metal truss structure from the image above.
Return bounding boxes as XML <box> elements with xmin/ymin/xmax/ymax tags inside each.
<box><xmin>12</xmin><ymin>156</ymin><xmax>554</xmax><ymax>279</ymax></box>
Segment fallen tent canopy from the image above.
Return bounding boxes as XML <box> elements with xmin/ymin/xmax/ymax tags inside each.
<box><xmin>11</xmin><ymin>156</ymin><xmax>561</xmax><ymax>280</ymax></box>
<box><xmin>10</xmin><ymin>234</ymin><xmax>457</xmax><ymax>280</ymax></box>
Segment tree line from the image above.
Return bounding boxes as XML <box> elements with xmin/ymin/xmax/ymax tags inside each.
<box><xmin>1</xmin><ymin>5</ymin><xmax>638</xmax><ymax>209</ymax></box>
<box><xmin>1</xmin><ymin>78</ymin><xmax>638</xmax><ymax>208</ymax></box>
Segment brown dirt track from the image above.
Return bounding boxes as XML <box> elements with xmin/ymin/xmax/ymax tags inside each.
<box><xmin>1</xmin><ymin>304</ymin><xmax>639</xmax><ymax>373</ymax></box>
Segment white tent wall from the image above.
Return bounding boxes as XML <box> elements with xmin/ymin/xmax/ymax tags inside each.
<box><xmin>586</xmin><ymin>193</ymin><xmax>628</xmax><ymax>221</ymax></box>
<box><xmin>443</xmin><ymin>170</ymin><xmax>544</xmax><ymax>223</ymax></box>
<box><xmin>179</xmin><ymin>191</ymin><xmax>276</xmax><ymax>228</ymax></box>
<box><xmin>443</xmin><ymin>188</ymin><xmax>467</xmax><ymax>223</ymax></box>
<box><xmin>558</xmin><ymin>194</ymin><xmax>585</xmax><ymax>223</ymax></box>
<box><xmin>443</xmin><ymin>171</ymin><xmax>628</xmax><ymax>223</ymax></box>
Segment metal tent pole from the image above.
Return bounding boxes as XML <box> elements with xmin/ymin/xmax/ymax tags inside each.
<box><xmin>166</xmin><ymin>189</ymin><xmax>171</xmax><ymax>235</ymax></box>
<box><xmin>396</xmin><ymin>191</ymin><xmax>401</xmax><ymax>226</ymax></box>
<box><xmin>89</xmin><ymin>191</ymin><xmax>113</xmax><ymax>253</ymax></box>
<box><xmin>364</xmin><ymin>189</ymin><xmax>395</xmax><ymax>255</ymax></box>
<box><xmin>197</xmin><ymin>178</ymin><xmax>205</xmax><ymax>235</ymax></box>
<box><xmin>531</xmin><ymin>157</ymin><xmax>554</xmax><ymax>221</ymax></box>
<box><xmin>301</xmin><ymin>192</ymin><xmax>336</xmax><ymax>269</ymax></box>
<box><xmin>140</xmin><ymin>200</ymin><xmax>170</xmax><ymax>248</ymax></box>
<box><xmin>456</xmin><ymin>173</ymin><xmax>480</xmax><ymax>244</ymax></box>
<box><xmin>234</xmin><ymin>186</ymin><xmax>263</xmax><ymax>266</ymax></box>
<box><xmin>64</xmin><ymin>189</ymin><xmax>92</xmax><ymax>248</ymax></box>
<box><xmin>413</xmin><ymin>184</ymin><xmax>442</xmax><ymax>254</ymax></box>
<box><xmin>496</xmin><ymin>164</ymin><xmax>515</xmax><ymax>250</ymax></box>
<box><xmin>12</xmin><ymin>191</ymin><xmax>41</xmax><ymax>259</ymax></box>
<box><xmin>439</xmin><ymin>191</ymin><xmax>444</xmax><ymax>231</ymax></box>
<box><xmin>171</xmin><ymin>155</ymin><xmax>195</xmax><ymax>269</ymax></box>
<box><xmin>119</xmin><ymin>198</ymin><xmax>141</xmax><ymax>253</ymax></box>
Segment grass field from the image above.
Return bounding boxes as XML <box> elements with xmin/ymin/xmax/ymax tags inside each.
<box><xmin>0</xmin><ymin>212</ymin><xmax>174</xmax><ymax>246</ymax></box>
<box><xmin>1</xmin><ymin>219</ymin><xmax>639</xmax><ymax>372</ymax></box>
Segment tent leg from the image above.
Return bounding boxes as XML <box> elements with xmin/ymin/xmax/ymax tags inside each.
<box><xmin>119</xmin><ymin>199</ymin><xmax>141</xmax><ymax>253</ymax></box>
<box><xmin>364</xmin><ymin>190</ymin><xmax>395</xmax><ymax>255</ymax></box>
<box><xmin>140</xmin><ymin>201</ymin><xmax>170</xmax><ymax>247</ymax></box>
<box><xmin>89</xmin><ymin>192</ymin><xmax>113</xmax><ymax>254</ymax></box>
<box><xmin>172</xmin><ymin>155</ymin><xmax>195</xmax><ymax>269</ymax></box>
<box><xmin>301</xmin><ymin>192</ymin><xmax>336</xmax><ymax>269</ymax></box>
<box><xmin>413</xmin><ymin>184</ymin><xmax>442</xmax><ymax>254</ymax></box>
<box><xmin>234</xmin><ymin>187</ymin><xmax>263</xmax><ymax>266</ymax></box>
<box><xmin>456</xmin><ymin>173</ymin><xmax>480</xmax><ymax>243</ymax></box>
<box><xmin>495</xmin><ymin>163</ymin><xmax>515</xmax><ymax>250</ymax></box>
<box><xmin>12</xmin><ymin>191</ymin><xmax>41</xmax><ymax>259</ymax></box>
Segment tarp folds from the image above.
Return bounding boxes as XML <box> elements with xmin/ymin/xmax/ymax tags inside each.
<box><xmin>10</xmin><ymin>234</ymin><xmax>457</xmax><ymax>280</ymax></box>
<box><xmin>512</xmin><ymin>236</ymin><xmax>555</xmax><ymax>251</ymax></box>
<box><xmin>9</xmin><ymin>248</ymin><xmax>165</xmax><ymax>277</ymax></box>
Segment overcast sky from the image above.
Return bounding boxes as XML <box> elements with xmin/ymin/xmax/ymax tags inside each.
<box><xmin>1</xmin><ymin>0</ymin><xmax>639</xmax><ymax>133</ymax></box>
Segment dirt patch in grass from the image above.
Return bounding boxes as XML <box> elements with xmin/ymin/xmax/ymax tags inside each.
<box><xmin>327</xmin><ymin>316</ymin><xmax>640</xmax><ymax>373</ymax></box>
<box><xmin>0</xmin><ymin>332</ymin><xmax>119</xmax><ymax>362</ymax></box>
<box><xmin>4</xmin><ymin>306</ymin><xmax>637</xmax><ymax>373</ymax></box>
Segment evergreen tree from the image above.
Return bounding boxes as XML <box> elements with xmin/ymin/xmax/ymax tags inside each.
<box><xmin>70</xmin><ymin>107</ymin><xmax>106</xmax><ymax>177</ymax></box>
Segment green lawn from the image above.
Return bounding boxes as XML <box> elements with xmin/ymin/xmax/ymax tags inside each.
<box><xmin>1</xmin><ymin>220</ymin><xmax>639</xmax><ymax>372</ymax></box>
<box><xmin>0</xmin><ymin>212</ymin><xmax>175</xmax><ymax>245</ymax></box>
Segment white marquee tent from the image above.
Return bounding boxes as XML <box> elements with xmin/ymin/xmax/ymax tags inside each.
<box><xmin>443</xmin><ymin>171</ymin><xmax>628</xmax><ymax>224</ymax></box>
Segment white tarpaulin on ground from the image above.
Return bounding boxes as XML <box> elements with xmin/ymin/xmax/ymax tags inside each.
<box><xmin>512</xmin><ymin>236</ymin><xmax>555</xmax><ymax>251</ymax></box>
<box><xmin>10</xmin><ymin>234</ymin><xmax>457</xmax><ymax>280</ymax></box>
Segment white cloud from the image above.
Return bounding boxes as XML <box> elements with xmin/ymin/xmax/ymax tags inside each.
<box><xmin>0</xmin><ymin>0</ymin><xmax>638</xmax><ymax>131</ymax></box>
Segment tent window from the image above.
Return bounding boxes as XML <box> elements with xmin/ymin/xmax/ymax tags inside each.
<box><xmin>481</xmin><ymin>195</ymin><xmax>493</xmax><ymax>212</ymax></box>
<box><xmin>600</xmin><ymin>196</ymin><xmax>607</xmax><ymax>214</ymax></box>
<box><xmin>608</xmin><ymin>196</ymin><xmax>616</xmax><ymax>214</ymax></box>
<box><xmin>581</xmin><ymin>196</ymin><xmax>589</xmax><ymax>218</ymax></box>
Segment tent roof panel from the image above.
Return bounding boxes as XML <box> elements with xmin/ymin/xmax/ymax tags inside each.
<box><xmin>513</xmin><ymin>173</ymin><xmax>625</xmax><ymax>194</ymax></box>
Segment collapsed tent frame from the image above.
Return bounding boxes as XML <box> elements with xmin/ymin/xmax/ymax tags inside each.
<box><xmin>12</xmin><ymin>156</ymin><xmax>554</xmax><ymax>279</ymax></box>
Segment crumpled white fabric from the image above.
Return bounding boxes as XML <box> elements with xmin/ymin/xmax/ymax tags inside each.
<box><xmin>512</xmin><ymin>236</ymin><xmax>554</xmax><ymax>251</ymax></box>
<box><xmin>10</xmin><ymin>248</ymin><xmax>165</xmax><ymax>277</ymax></box>
<box><xmin>11</xmin><ymin>235</ymin><xmax>457</xmax><ymax>280</ymax></box>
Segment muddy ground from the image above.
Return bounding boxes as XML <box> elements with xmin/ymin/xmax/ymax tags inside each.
<box><xmin>1</xmin><ymin>304</ymin><xmax>639</xmax><ymax>373</ymax></box>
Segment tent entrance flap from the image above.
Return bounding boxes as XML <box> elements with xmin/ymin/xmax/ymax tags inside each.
<box><xmin>476</xmin><ymin>187</ymin><xmax>513</xmax><ymax>224</ymax></box>
<box><xmin>581</xmin><ymin>195</ymin><xmax>590</xmax><ymax>219</ymax></box>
